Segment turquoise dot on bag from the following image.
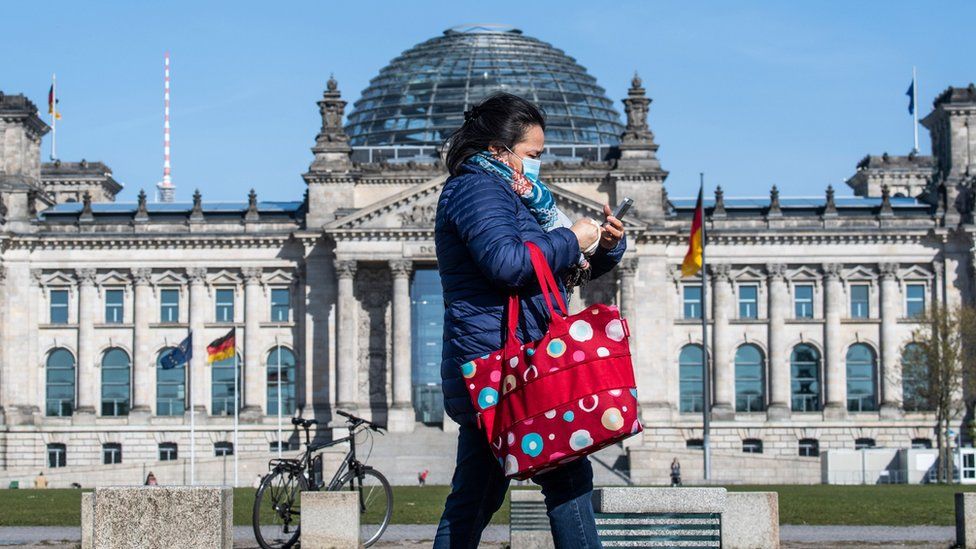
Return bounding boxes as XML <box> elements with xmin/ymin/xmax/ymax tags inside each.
<box><xmin>478</xmin><ymin>387</ymin><xmax>499</xmax><ymax>409</ymax></box>
<box><xmin>526</xmin><ymin>348</ymin><xmax>535</xmax><ymax>356</ymax></box>
<box><xmin>562</xmin><ymin>411</ymin><xmax>575</xmax><ymax>422</ymax></box>
<box><xmin>521</xmin><ymin>433</ymin><xmax>543</xmax><ymax>457</ymax></box>
<box><xmin>461</xmin><ymin>361</ymin><xmax>477</xmax><ymax>379</ymax></box>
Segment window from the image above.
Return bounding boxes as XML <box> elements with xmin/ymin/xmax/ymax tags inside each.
<box><xmin>105</xmin><ymin>289</ymin><xmax>124</xmax><ymax>324</ymax></box>
<box><xmin>214</xmin><ymin>442</ymin><xmax>234</xmax><ymax>457</ymax></box>
<box><xmin>211</xmin><ymin>353</ymin><xmax>241</xmax><ymax>415</ymax></box>
<box><xmin>412</xmin><ymin>269</ymin><xmax>447</xmax><ymax>424</ymax></box>
<box><xmin>742</xmin><ymin>439</ymin><xmax>763</xmax><ymax>454</ymax></box>
<box><xmin>686</xmin><ymin>439</ymin><xmax>704</xmax><ymax>450</ymax></box>
<box><xmin>47</xmin><ymin>443</ymin><xmax>66</xmax><ymax>468</ymax></box>
<box><xmin>846</xmin><ymin>344</ymin><xmax>877</xmax><ymax>412</ymax></box>
<box><xmin>906</xmin><ymin>284</ymin><xmax>926</xmax><ymax>318</ymax></box>
<box><xmin>738</xmin><ymin>285</ymin><xmax>758</xmax><ymax>319</ymax></box>
<box><xmin>46</xmin><ymin>348</ymin><xmax>75</xmax><ymax>417</ymax></box>
<box><xmin>791</xmin><ymin>344</ymin><xmax>821</xmax><ymax>412</ymax></box>
<box><xmin>270</xmin><ymin>288</ymin><xmax>290</xmax><ymax>322</ymax></box>
<box><xmin>267</xmin><ymin>347</ymin><xmax>296</xmax><ymax>415</ymax></box>
<box><xmin>854</xmin><ymin>437</ymin><xmax>876</xmax><ymax>450</ymax></box>
<box><xmin>102</xmin><ymin>443</ymin><xmax>122</xmax><ymax>464</ymax></box>
<box><xmin>798</xmin><ymin>438</ymin><xmax>820</xmax><ymax>457</ymax></box>
<box><xmin>215</xmin><ymin>289</ymin><xmax>235</xmax><ymax>323</ymax></box>
<box><xmin>50</xmin><ymin>289</ymin><xmax>69</xmax><ymax>324</ymax></box>
<box><xmin>270</xmin><ymin>440</ymin><xmax>298</xmax><ymax>452</ymax></box>
<box><xmin>159</xmin><ymin>442</ymin><xmax>178</xmax><ymax>461</ymax></box>
<box><xmin>679</xmin><ymin>345</ymin><xmax>705</xmax><ymax>414</ymax></box>
<box><xmin>683</xmin><ymin>286</ymin><xmax>702</xmax><ymax>319</ymax></box>
<box><xmin>850</xmin><ymin>284</ymin><xmax>870</xmax><ymax>318</ymax></box>
<box><xmin>156</xmin><ymin>347</ymin><xmax>185</xmax><ymax>416</ymax></box>
<box><xmin>160</xmin><ymin>289</ymin><xmax>180</xmax><ymax>323</ymax></box>
<box><xmin>911</xmin><ymin>438</ymin><xmax>932</xmax><ymax>449</ymax></box>
<box><xmin>901</xmin><ymin>343</ymin><xmax>931</xmax><ymax>412</ymax></box>
<box><xmin>794</xmin><ymin>284</ymin><xmax>814</xmax><ymax>319</ymax></box>
<box><xmin>735</xmin><ymin>344</ymin><xmax>766</xmax><ymax>412</ymax></box>
<box><xmin>101</xmin><ymin>348</ymin><xmax>131</xmax><ymax>416</ymax></box>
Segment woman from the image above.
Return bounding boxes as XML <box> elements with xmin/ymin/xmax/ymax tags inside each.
<box><xmin>433</xmin><ymin>93</ymin><xmax>626</xmax><ymax>548</ymax></box>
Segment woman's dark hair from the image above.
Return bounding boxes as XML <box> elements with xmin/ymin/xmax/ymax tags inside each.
<box><xmin>444</xmin><ymin>92</ymin><xmax>546</xmax><ymax>176</ymax></box>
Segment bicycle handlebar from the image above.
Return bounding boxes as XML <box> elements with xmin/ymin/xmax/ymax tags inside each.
<box><xmin>335</xmin><ymin>410</ymin><xmax>385</xmax><ymax>432</ymax></box>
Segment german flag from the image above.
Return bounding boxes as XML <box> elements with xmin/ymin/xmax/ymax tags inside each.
<box><xmin>681</xmin><ymin>185</ymin><xmax>704</xmax><ymax>277</ymax></box>
<box><xmin>207</xmin><ymin>328</ymin><xmax>236</xmax><ymax>364</ymax></box>
<box><xmin>47</xmin><ymin>84</ymin><xmax>61</xmax><ymax>120</ymax></box>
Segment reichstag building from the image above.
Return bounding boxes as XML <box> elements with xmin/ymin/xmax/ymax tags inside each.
<box><xmin>0</xmin><ymin>24</ymin><xmax>973</xmax><ymax>484</ymax></box>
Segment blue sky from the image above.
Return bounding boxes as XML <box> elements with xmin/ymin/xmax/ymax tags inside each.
<box><xmin>3</xmin><ymin>1</ymin><xmax>974</xmax><ymax>201</ymax></box>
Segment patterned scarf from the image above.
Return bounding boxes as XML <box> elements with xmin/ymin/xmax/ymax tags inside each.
<box><xmin>466</xmin><ymin>151</ymin><xmax>590</xmax><ymax>276</ymax></box>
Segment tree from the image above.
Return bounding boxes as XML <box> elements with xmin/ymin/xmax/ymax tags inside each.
<box><xmin>904</xmin><ymin>303</ymin><xmax>976</xmax><ymax>483</ymax></box>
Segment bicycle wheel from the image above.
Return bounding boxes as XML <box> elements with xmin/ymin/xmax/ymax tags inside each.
<box><xmin>333</xmin><ymin>467</ymin><xmax>393</xmax><ymax>547</ymax></box>
<box><xmin>253</xmin><ymin>468</ymin><xmax>308</xmax><ymax>549</ymax></box>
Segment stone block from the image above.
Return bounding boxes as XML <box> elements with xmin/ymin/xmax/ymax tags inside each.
<box><xmin>92</xmin><ymin>486</ymin><xmax>233</xmax><ymax>549</ymax></box>
<box><xmin>957</xmin><ymin>493</ymin><xmax>976</xmax><ymax>548</ymax></box>
<box><xmin>592</xmin><ymin>487</ymin><xmax>727</xmax><ymax>514</ymax></box>
<box><xmin>301</xmin><ymin>491</ymin><xmax>360</xmax><ymax>548</ymax></box>
<box><xmin>723</xmin><ymin>492</ymin><xmax>779</xmax><ymax>549</ymax></box>
<box><xmin>81</xmin><ymin>492</ymin><xmax>93</xmax><ymax>549</ymax></box>
<box><xmin>510</xmin><ymin>490</ymin><xmax>554</xmax><ymax>549</ymax></box>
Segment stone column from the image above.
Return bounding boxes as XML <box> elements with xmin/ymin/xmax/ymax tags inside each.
<box><xmin>187</xmin><ymin>267</ymin><xmax>208</xmax><ymax>417</ymax></box>
<box><xmin>130</xmin><ymin>268</ymin><xmax>152</xmax><ymax>417</ymax></box>
<box><xmin>879</xmin><ymin>263</ymin><xmax>902</xmax><ymax>418</ymax></box>
<box><xmin>710</xmin><ymin>264</ymin><xmax>734</xmax><ymax>419</ymax></box>
<box><xmin>766</xmin><ymin>264</ymin><xmax>791</xmax><ymax>420</ymax></box>
<box><xmin>388</xmin><ymin>260</ymin><xmax>415</xmax><ymax>432</ymax></box>
<box><xmin>335</xmin><ymin>260</ymin><xmax>358</xmax><ymax>412</ymax></box>
<box><xmin>74</xmin><ymin>268</ymin><xmax>98</xmax><ymax>421</ymax></box>
<box><xmin>823</xmin><ymin>263</ymin><xmax>846</xmax><ymax>419</ymax></box>
<box><xmin>618</xmin><ymin>257</ymin><xmax>638</xmax><ymax>323</ymax></box>
<box><xmin>241</xmin><ymin>267</ymin><xmax>264</xmax><ymax>421</ymax></box>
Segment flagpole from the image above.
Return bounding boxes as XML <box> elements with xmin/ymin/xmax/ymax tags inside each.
<box><xmin>912</xmin><ymin>66</ymin><xmax>919</xmax><ymax>153</ymax></box>
<box><xmin>50</xmin><ymin>74</ymin><xmax>57</xmax><ymax>160</ymax></box>
<box><xmin>700</xmin><ymin>173</ymin><xmax>712</xmax><ymax>481</ymax></box>
<box><xmin>233</xmin><ymin>330</ymin><xmax>239</xmax><ymax>488</ymax></box>
<box><xmin>276</xmin><ymin>335</ymin><xmax>283</xmax><ymax>460</ymax></box>
<box><xmin>189</xmin><ymin>329</ymin><xmax>195</xmax><ymax>486</ymax></box>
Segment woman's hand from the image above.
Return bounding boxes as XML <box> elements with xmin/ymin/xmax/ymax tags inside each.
<box><xmin>600</xmin><ymin>203</ymin><xmax>624</xmax><ymax>250</ymax></box>
<box><xmin>570</xmin><ymin>218</ymin><xmax>601</xmax><ymax>253</ymax></box>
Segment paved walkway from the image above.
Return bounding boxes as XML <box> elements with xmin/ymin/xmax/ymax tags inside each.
<box><xmin>0</xmin><ymin>524</ymin><xmax>956</xmax><ymax>547</ymax></box>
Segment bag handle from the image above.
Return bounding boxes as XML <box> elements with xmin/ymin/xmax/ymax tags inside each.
<box><xmin>525</xmin><ymin>242</ymin><xmax>568</xmax><ymax>318</ymax></box>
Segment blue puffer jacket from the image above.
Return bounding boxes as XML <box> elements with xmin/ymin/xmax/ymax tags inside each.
<box><xmin>435</xmin><ymin>162</ymin><xmax>627</xmax><ymax>426</ymax></box>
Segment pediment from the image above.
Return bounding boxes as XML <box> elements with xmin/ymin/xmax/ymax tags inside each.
<box><xmin>899</xmin><ymin>265</ymin><xmax>934</xmax><ymax>280</ymax></box>
<box><xmin>208</xmin><ymin>269</ymin><xmax>241</xmax><ymax>286</ymax></box>
<box><xmin>732</xmin><ymin>266</ymin><xmax>764</xmax><ymax>280</ymax></box>
<box><xmin>43</xmin><ymin>271</ymin><xmax>76</xmax><ymax>286</ymax></box>
<box><xmin>153</xmin><ymin>269</ymin><xmax>187</xmax><ymax>286</ymax></box>
<box><xmin>325</xmin><ymin>173</ymin><xmax>644</xmax><ymax>233</ymax></box>
<box><xmin>787</xmin><ymin>266</ymin><xmax>821</xmax><ymax>281</ymax></box>
<box><xmin>263</xmin><ymin>268</ymin><xmax>295</xmax><ymax>285</ymax></box>
<box><xmin>98</xmin><ymin>270</ymin><xmax>131</xmax><ymax>287</ymax></box>
<box><xmin>843</xmin><ymin>265</ymin><xmax>877</xmax><ymax>280</ymax></box>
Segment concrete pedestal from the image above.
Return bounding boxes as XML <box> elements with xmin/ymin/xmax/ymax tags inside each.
<box><xmin>301</xmin><ymin>491</ymin><xmax>360</xmax><ymax>548</ymax></box>
<box><xmin>81</xmin><ymin>492</ymin><xmax>93</xmax><ymax>549</ymax></box>
<box><xmin>91</xmin><ymin>486</ymin><xmax>233</xmax><ymax>549</ymax></box>
<box><xmin>957</xmin><ymin>493</ymin><xmax>976</xmax><ymax>548</ymax></box>
<box><xmin>723</xmin><ymin>492</ymin><xmax>780</xmax><ymax>548</ymax></box>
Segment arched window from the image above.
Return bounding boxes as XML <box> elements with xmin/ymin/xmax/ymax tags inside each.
<box><xmin>901</xmin><ymin>343</ymin><xmax>932</xmax><ymax>411</ymax></box>
<box><xmin>46</xmin><ymin>348</ymin><xmax>76</xmax><ymax>417</ymax></box>
<box><xmin>156</xmin><ymin>347</ymin><xmax>185</xmax><ymax>416</ymax></box>
<box><xmin>267</xmin><ymin>347</ymin><xmax>296</xmax><ymax>416</ymax></box>
<box><xmin>846</xmin><ymin>344</ymin><xmax>877</xmax><ymax>412</ymax></box>
<box><xmin>735</xmin><ymin>344</ymin><xmax>765</xmax><ymax>412</ymax></box>
<box><xmin>101</xmin><ymin>348</ymin><xmax>131</xmax><ymax>416</ymax></box>
<box><xmin>791</xmin><ymin>344</ymin><xmax>821</xmax><ymax>412</ymax></box>
<box><xmin>679</xmin><ymin>345</ymin><xmax>705</xmax><ymax>413</ymax></box>
<box><xmin>212</xmin><ymin>353</ymin><xmax>241</xmax><ymax>416</ymax></box>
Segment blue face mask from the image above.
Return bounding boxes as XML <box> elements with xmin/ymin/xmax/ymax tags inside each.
<box><xmin>505</xmin><ymin>146</ymin><xmax>542</xmax><ymax>183</ymax></box>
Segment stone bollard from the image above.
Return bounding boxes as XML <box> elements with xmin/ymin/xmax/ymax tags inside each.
<box><xmin>510</xmin><ymin>490</ymin><xmax>554</xmax><ymax>549</ymax></box>
<box><xmin>301</xmin><ymin>491</ymin><xmax>361</xmax><ymax>549</ymax></box>
<box><xmin>957</xmin><ymin>493</ymin><xmax>976</xmax><ymax>548</ymax></box>
<box><xmin>80</xmin><ymin>492</ymin><xmax>93</xmax><ymax>549</ymax></box>
<box><xmin>91</xmin><ymin>486</ymin><xmax>233</xmax><ymax>549</ymax></box>
<box><xmin>723</xmin><ymin>492</ymin><xmax>780</xmax><ymax>549</ymax></box>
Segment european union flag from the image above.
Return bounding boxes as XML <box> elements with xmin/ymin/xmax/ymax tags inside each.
<box><xmin>906</xmin><ymin>79</ymin><xmax>915</xmax><ymax>115</ymax></box>
<box><xmin>159</xmin><ymin>332</ymin><xmax>192</xmax><ymax>369</ymax></box>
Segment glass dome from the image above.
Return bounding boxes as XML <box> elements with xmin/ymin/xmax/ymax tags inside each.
<box><xmin>344</xmin><ymin>24</ymin><xmax>624</xmax><ymax>160</ymax></box>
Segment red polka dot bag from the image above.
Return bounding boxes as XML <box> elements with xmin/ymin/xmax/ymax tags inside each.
<box><xmin>463</xmin><ymin>242</ymin><xmax>642</xmax><ymax>479</ymax></box>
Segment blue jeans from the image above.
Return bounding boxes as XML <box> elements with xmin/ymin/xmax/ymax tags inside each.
<box><xmin>433</xmin><ymin>421</ymin><xmax>602</xmax><ymax>549</ymax></box>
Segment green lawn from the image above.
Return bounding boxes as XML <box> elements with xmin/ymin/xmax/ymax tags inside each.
<box><xmin>0</xmin><ymin>484</ymin><xmax>973</xmax><ymax>527</ymax></box>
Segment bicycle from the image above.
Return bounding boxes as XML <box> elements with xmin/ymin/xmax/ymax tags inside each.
<box><xmin>252</xmin><ymin>410</ymin><xmax>393</xmax><ymax>548</ymax></box>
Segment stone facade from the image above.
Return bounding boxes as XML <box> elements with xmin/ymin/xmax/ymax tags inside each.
<box><xmin>0</xmin><ymin>64</ymin><xmax>975</xmax><ymax>485</ymax></box>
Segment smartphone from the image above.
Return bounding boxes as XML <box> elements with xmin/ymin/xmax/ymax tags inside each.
<box><xmin>605</xmin><ymin>197</ymin><xmax>634</xmax><ymax>225</ymax></box>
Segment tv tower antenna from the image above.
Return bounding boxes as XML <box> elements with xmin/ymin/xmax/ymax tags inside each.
<box><xmin>156</xmin><ymin>52</ymin><xmax>175</xmax><ymax>203</ymax></box>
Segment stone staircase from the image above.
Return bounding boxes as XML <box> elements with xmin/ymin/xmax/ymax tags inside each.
<box><xmin>360</xmin><ymin>423</ymin><xmax>633</xmax><ymax>486</ymax></box>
